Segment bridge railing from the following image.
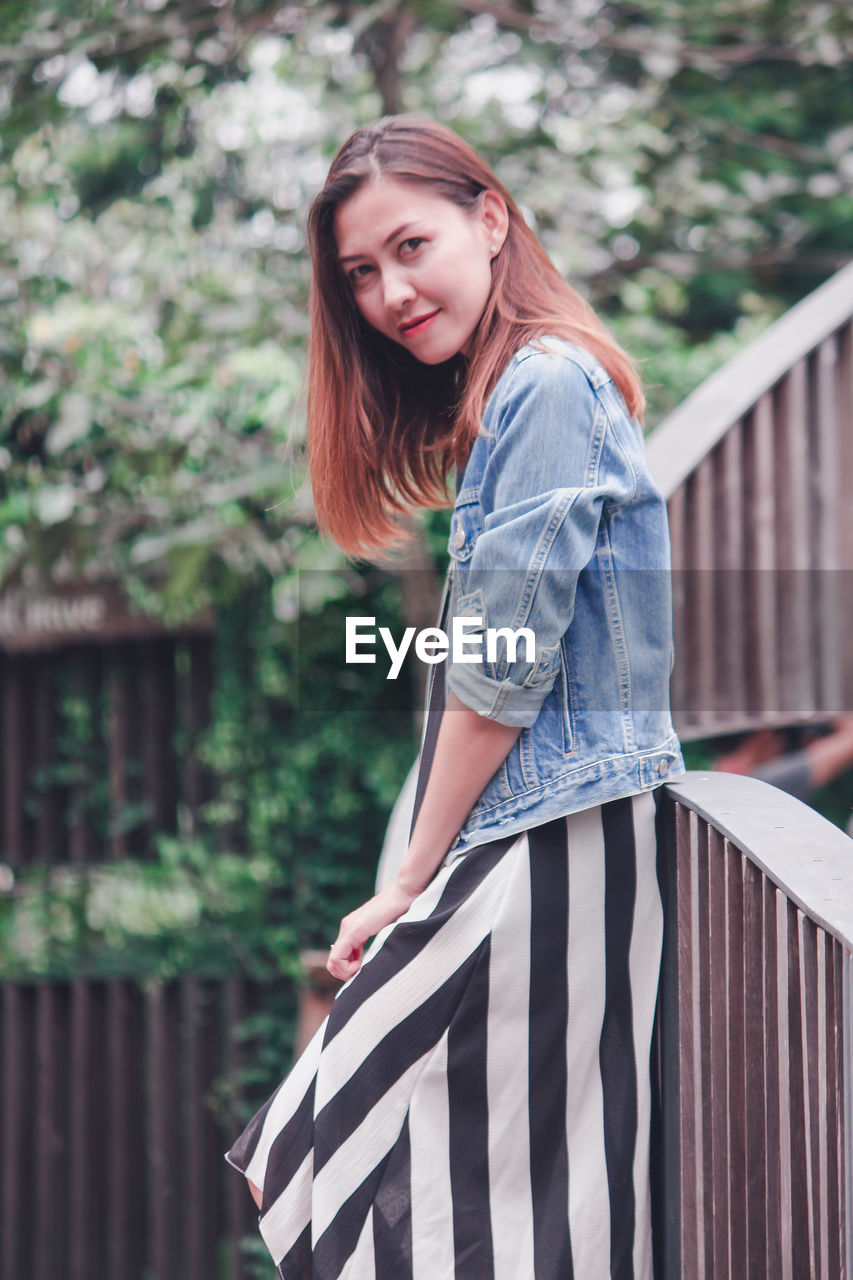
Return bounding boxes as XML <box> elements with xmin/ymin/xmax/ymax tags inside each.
<box><xmin>654</xmin><ymin>771</ymin><xmax>853</xmax><ymax>1279</ymax></box>
<box><xmin>646</xmin><ymin>260</ymin><xmax>853</xmax><ymax>740</ymax></box>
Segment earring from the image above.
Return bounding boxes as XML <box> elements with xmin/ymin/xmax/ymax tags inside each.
<box><xmin>490</xmin><ymin>244</ymin><xmax>498</xmax><ymax>256</ymax></box>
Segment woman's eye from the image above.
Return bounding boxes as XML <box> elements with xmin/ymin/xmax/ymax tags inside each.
<box><xmin>400</xmin><ymin>236</ymin><xmax>425</xmax><ymax>254</ymax></box>
<box><xmin>347</xmin><ymin>263</ymin><xmax>372</xmax><ymax>286</ymax></box>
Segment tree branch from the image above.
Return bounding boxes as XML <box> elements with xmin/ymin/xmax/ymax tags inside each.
<box><xmin>355</xmin><ymin>5</ymin><xmax>418</xmax><ymax>116</ymax></box>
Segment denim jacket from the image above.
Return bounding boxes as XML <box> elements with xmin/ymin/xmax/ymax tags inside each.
<box><xmin>442</xmin><ymin>336</ymin><xmax>684</xmax><ymax>860</ymax></box>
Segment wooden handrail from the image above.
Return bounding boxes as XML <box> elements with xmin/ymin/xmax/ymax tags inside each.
<box><xmin>663</xmin><ymin>770</ymin><xmax>853</xmax><ymax>946</ymax></box>
<box><xmin>655</xmin><ymin>770</ymin><xmax>853</xmax><ymax>1278</ymax></box>
<box><xmin>647</xmin><ymin>259</ymin><xmax>853</xmax><ymax>499</ymax></box>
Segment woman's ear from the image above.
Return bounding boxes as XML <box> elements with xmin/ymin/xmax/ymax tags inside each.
<box><xmin>479</xmin><ymin>189</ymin><xmax>509</xmax><ymax>255</ymax></box>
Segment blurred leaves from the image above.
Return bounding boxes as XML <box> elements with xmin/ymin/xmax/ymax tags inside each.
<box><xmin>2</xmin><ymin>1</ymin><xmax>852</xmax><ymax>613</ymax></box>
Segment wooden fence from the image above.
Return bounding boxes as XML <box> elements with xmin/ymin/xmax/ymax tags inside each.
<box><xmin>0</xmin><ymin>974</ymin><xmax>274</xmax><ymax>1280</ymax></box>
<box><xmin>654</xmin><ymin>771</ymin><xmax>853</xmax><ymax>1278</ymax></box>
<box><xmin>647</xmin><ymin>260</ymin><xmax>853</xmax><ymax>739</ymax></box>
<box><xmin>0</xmin><ymin>633</ymin><xmax>213</xmax><ymax>868</ymax></box>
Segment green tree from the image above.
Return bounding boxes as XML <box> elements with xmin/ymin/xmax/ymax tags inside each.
<box><xmin>2</xmin><ymin>0</ymin><xmax>852</xmax><ymax>604</ymax></box>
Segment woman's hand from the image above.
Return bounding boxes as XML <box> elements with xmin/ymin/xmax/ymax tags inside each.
<box><xmin>327</xmin><ymin>694</ymin><xmax>521</xmax><ymax>984</ymax></box>
<box><xmin>327</xmin><ymin>880</ymin><xmax>418</xmax><ymax>981</ymax></box>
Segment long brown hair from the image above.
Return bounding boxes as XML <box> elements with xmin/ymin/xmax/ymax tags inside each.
<box><xmin>307</xmin><ymin>115</ymin><xmax>644</xmax><ymax>556</ymax></box>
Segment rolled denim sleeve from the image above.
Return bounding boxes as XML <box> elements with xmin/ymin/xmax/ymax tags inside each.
<box><xmin>445</xmin><ymin>350</ymin><xmax>638</xmax><ymax>727</ymax></box>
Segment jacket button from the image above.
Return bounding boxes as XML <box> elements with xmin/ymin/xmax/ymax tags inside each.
<box><xmin>452</xmin><ymin>527</ymin><xmax>466</xmax><ymax>550</ymax></box>
<box><xmin>657</xmin><ymin>759</ymin><xmax>669</xmax><ymax>776</ymax></box>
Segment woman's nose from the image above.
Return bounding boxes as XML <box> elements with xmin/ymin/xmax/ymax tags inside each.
<box><xmin>382</xmin><ymin>268</ymin><xmax>416</xmax><ymax>311</ymax></box>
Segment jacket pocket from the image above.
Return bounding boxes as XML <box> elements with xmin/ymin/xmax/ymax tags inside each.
<box><xmin>559</xmin><ymin>642</ymin><xmax>576</xmax><ymax>756</ymax></box>
<box><xmin>447</xmin><ymin>492</ymin><xmax>482</xmax><ymax>566</ymax></box>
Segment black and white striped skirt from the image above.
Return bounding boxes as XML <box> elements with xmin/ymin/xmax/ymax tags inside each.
<box><xmin>225</xmin><ymin>790</ymin><xmax>663</xmax><ymax>1280</ymax></box>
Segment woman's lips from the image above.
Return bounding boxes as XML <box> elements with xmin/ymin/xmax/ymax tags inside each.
<box><xmin>399</xmin><ymin>309</ymin><xmax>440</xmax><ymax>337</ymax></box>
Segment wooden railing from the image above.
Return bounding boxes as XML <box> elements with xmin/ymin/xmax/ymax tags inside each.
<box><xmin>647</xmin><ymin>261</ymin><xmax>853</xmax><ymax>739</ymax></box>
<box><xmin>654</xmin><ymin>771</ymin><xmax>853</xmax><ymax>1278</ymax></box>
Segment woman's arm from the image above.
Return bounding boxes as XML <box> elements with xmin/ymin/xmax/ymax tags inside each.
<box><xmin>327</xmin><ymin>691</ymin><xmax>520</xmax><ymax>981</ymax></box>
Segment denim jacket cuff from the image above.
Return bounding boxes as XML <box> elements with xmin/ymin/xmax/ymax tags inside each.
<box><xmin>445</xmin><ymin>661</ymin><xmax>552</xmax><ymax>728</ymax></box>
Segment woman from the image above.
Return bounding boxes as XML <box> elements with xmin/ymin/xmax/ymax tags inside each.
<box><xmin>225</xmin><ymin>115</ymin><xmax>684</xmax><ymax>1280</ymax></box>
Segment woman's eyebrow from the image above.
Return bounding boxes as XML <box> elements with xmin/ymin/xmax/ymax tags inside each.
<box><xmin>339</xmin><ymin>222</ymin><xmax>418</xmax><ymax>263</ymax></box>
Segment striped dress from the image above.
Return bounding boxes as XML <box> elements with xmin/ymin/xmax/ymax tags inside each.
<box><xmin>225</xmin><ymin>789</ymin><xmax>663</xmax><ymax>1280</ymax></box>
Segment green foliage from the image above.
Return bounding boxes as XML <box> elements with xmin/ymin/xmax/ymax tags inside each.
<box><xmin>2</xmin><ymin>0</ymin><xmax>852</xmax><ymax>610</ymax></box>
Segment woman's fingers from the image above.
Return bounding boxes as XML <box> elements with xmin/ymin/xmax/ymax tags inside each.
<box><xmin>327</xmin><ymin>938</ymin><xmax>363</xmax><ymax>980</ymax></box>
<box><xmin>325</xmin><ymin>884</ymin><xmax>419</xmax><ymax>980</ymax></box>
<box><xmin>328</xmin><ymin>956</ymin><xmax>361</xmax><ymax>980</ymax></box>
<box><xmin>328</xmin><ymin>921</ymin><xmax>364</xmax><ymax>978</ymax></box>
<box><xmin>327</xmin><ymin>908</ymin><xmax>375</xmax><ymax>978</ymax></box>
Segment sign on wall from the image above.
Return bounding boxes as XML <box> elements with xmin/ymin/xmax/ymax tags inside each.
<box><xmin>0</xmin><ymin>583</ymin><xmax>213</xmax><ymax>652</ymax></box>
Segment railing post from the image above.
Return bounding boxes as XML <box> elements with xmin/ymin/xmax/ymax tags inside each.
<box><xmin>295</xmin><ymin>949</ymin><xmax>341</xmax><ymax>1057</ymax></box>
<box><xmin>652</xmin><ymin>791</ymin><xmax>683</xmax><ymax>1280</ymax></box>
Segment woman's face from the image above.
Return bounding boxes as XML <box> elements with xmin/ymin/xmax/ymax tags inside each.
<box><xmin>333</xmin><ymin>176</ymin><xmax>508</xmax><ymax>365</ymax></box>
